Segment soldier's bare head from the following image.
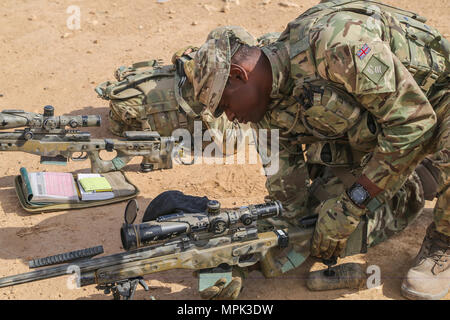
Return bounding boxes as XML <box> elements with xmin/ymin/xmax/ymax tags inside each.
<box><xmin>193</xmin><ymin>31</ymin><xmax>273</xmax><ymax>123</ymax></box>
<box><xmin>217</xmin><ymin>44</ymin><xmax>272</xmax><ymax>123</ymax></box>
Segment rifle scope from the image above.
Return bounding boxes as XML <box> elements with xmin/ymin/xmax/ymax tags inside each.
<box><xmin>0</xmin><ymin>105</ymin><xmax>101</xmax><ymax>130</ymax></box>
<box><xmin>121</xmin><ymin>200</ymin><xmax>283</xmax><ymax>250</ymax></box>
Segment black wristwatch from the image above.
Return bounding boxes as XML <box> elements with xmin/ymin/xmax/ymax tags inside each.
<box><xmin>347</xmin><ymin>183</ymin><xmax>371</xmax><ymax>207</ymax></box>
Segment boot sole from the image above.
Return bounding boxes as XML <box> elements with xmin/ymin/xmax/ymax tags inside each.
<box><xmin>401</xmin><ymin>283</ymin><xmax>449</xmax><ymax>300</ymax></box>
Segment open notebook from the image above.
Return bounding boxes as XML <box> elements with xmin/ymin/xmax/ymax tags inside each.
<box><xmin>20</xmin><ymin>168</ymin><xmax>79</xmax><ymax>203</ymax></box>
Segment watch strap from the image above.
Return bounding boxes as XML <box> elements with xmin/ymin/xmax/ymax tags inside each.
<box><xmin>356</xmin><ymin>175</ymin><xmax>383</xmax><ymax>198</ymax></box>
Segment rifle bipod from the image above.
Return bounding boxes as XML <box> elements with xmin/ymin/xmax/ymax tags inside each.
<box><xmin>97</xmin><ymin>277</ymin><xmax>149</xmax><ymax>300</ymax></box>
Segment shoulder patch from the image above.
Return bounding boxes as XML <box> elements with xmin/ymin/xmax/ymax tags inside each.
<box><xmin>323</xmin><ymin>42</ymin><xmax>396</xmax><ymax>95</ymax></box>
<box><xmin>354</xmin><ymin>41</ymin><xmax>396</xmax><ymax>94</ymax></box>
<box><xmin>362</xmin><ymin>55</ymin><xmax>389</xmax><ymax>84</ymax></box>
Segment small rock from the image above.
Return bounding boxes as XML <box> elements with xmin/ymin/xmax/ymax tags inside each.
<box><xmin>0</xmin><ymin>94</ymin><xmax>3</xmax><ymax>97</ymax></box>
<box><xmin>86</xmin><ymin>50</ymin><xmax>92</xmax><ymax>54</ymax></box>
<box><xmin>43</xmin><ymin>87</ymin><xmax>49</xmax><ymax>91</ymax></box>
<box><xmin>278</xmin><ymin>1</ymin><xmax>299</xmax><ymax>7</ymax></box>
<box><xmin>261</xmin><ymin>0</ymin><xmax>271</xmax><ymax>4</ymax></box>
<box><xmin>220</xmin><ymin>4</ymin><xmax>230</xmax><ymax>12</ymax></box>
<box><xmin>93</xmin><ymin>39</ymin><xmax>98</xmax><ymax>44</ymax></box>
<box><xmin>168</xmin><ymin>9</ymin><xmax>176</xmax><ymax>14</ymax></box>
<box><xmin>89</xmin><ymin>11</ymin><xmax>96</xmax><ymax>15</ymax></box>
<box><xmin>61</xmin><ymin>32</ymin><xmax>71</xmax><ymax>39</ymax></box>
<box><xmin>28</xmin><ymin>15</ymin><xmax>37</xmax><ymax>21</ymax></box>
<box><xmin>191</xmin><ymin>21</ymin><xmax>198</xmax><ymax>26</ymax></box>
<box><xmin>91</xmin><ymin>20</ymin><xmax>99</xmax><ymax>26</ymax></box>
<box><xmin>139</xmin><ymin>25</ymin><xmax>143</xmax><ymax>30</ymax></box>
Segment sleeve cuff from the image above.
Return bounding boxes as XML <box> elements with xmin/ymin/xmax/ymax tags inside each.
<box><xmin>356</xmin><ymin>175</ymin><xmax>384</xmax><ymax>198</ymax></box>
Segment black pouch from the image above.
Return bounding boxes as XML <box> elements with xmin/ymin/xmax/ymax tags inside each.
<box><xmin>142</xmin><ymin>190</ymin><xmax>209</xmax><ymax>222</ymax></box>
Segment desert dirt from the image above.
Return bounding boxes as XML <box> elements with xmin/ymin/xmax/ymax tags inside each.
<box><xmin>0</xmin><ymin>0</ymin><xmax>449</xmax><ymax>300</ymax></box>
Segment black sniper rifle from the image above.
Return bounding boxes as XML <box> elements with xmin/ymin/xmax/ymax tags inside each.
<box><xmin>0</xmin><ymin>105</ymin><xmax>180</xmax><ymax>172</ymax></box>
<box><xmin>0</xmin><ymin>199</ymin><xmax>317</xmax><ymax>300</ymax></box>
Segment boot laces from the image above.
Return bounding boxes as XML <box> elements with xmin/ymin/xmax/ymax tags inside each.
<box><xmin>423</xmin><ymin>233</ymin><xmax>450</xmax><ymax>267</ymax></box>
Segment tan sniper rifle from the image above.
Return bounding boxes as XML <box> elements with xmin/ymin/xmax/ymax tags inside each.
<box><xmin>0</xmin><ymin>200</ymin><xmax>316</xmax><ymax>300</ymax></box>
<box><xmin>0</xmin><ymin>105</ymin><xmax>179</xmax><ymax>172</ymax></box>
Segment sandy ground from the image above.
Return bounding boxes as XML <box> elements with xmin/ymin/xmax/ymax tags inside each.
<box><xmin>0</xmin><ymin>0</ymin><xmax>449</xmax><ymax>300</ymax></box>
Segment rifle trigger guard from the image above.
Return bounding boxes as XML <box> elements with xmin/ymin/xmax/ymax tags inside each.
<box><xmin>71</xmin><ymin>152</ymin><xmax>88</xmax><ymax>161</ymax></box>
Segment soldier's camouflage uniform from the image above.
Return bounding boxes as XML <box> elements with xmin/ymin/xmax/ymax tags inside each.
<box><xmin>192</xmin><ymin>0</ymin><xmax>449</xmax><ymax>277</ymax></box>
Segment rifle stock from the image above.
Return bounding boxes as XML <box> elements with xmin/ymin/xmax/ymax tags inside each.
<box><xmin>0</xmin><ymin>200</ymin><xmax>316</xmax><ymax>299</ymax></box>
<box><xmin>0</xmin><ymin>107</ymin><xmax>178</xmax><ymax>172</ymax></box>
<box><xmin>0</xmin><ymin>227</ymin><xmax>314</xmax><ymax>297</ymax></box>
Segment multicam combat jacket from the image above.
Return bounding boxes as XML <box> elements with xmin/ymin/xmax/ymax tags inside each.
<box><xmin>257</xmin><ymin>0</ymin><xmax>449</xmax><ymax>204</ymax></box>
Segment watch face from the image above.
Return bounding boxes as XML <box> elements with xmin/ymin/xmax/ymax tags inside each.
<box><xmin>350</xmin><ymin>186</ymin><xmax>369</xmax><ymax>205</ymax></box>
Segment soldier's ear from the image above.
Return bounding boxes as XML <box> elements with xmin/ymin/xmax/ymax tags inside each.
<box><xmin>229</xmin><ymin>64</ymin><xmax>249</xmax><ymax>83</ymax></box>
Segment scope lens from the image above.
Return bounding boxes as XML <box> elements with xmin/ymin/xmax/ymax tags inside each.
<box><xmin>121</xmin><ymin>222</ymin><xmax>188</xmax><ymax>250</ymax></box>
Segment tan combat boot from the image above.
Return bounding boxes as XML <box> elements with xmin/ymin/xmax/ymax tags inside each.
<box><xmin>401</xmin><ymin>223</ymin><xmax>450</xmax><ymax>300</ymax></box>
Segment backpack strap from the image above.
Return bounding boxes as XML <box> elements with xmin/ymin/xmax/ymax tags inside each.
<box><xmin>174</xmin><ymin>57</ymin><xmax>200</xmax><ymax>119</ymax></box>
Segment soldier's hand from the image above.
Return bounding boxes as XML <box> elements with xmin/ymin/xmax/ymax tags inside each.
<box><xmin>199</xmin><ymin>267</ymin><xmax>247</xmax><ymax>300</ymax></box>
<box><xmin>311</xmin><ymin>192</ymin><xmax>366</xmax><ymax>259</ymax></box>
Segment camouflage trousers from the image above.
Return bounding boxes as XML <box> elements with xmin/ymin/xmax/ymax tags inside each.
<box><xmin>427</xmin><ymin>87</ymin><xmax>450</xmax><ymax>236</ymax></box>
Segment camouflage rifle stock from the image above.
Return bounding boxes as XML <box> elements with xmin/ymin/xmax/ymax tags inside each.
<box><xmin>0</xmin><ymin>200</ymin><xmax>316</xmax><ymax>300</ymax></box>
<box><xmin>0</xmin><ymin>105</ymin><xmax>178</xmax><ymax>172</ymax></box>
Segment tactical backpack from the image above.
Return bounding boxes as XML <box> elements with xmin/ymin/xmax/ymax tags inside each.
<box><xmin>95</xmin><ymin>59</ymin><xmax>204</xmax><ymax>138</ymax></box>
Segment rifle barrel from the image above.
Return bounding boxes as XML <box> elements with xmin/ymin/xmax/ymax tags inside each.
<box><xmin>0</xmin><ymin>244</ymin><xmax>177</xmax><ymax>289</ymax></box>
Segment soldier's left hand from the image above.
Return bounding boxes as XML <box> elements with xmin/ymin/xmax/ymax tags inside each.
<box><xmin>311</xmin><ymin>192</ymin><xmax>366</xmax><ymax>259</ymax></box>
